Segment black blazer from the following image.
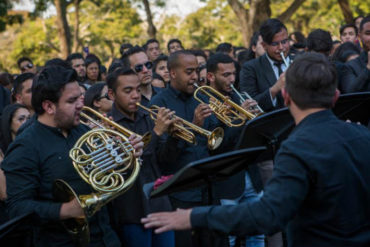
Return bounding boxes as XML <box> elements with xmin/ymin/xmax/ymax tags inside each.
<box><xmin>340</xmin><ymin>51</ymin><xmax>370</xmax><ymax>93</ymax></box>
<box><xmin>239</xmin><ymin>54</ymin><xmax>284</xmax><ymax>112</ymax></box>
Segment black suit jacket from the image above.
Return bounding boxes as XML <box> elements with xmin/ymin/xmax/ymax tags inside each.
<box><xmin>340</xmin><ymin>51</ymin><xmax>370</xmax><ymax>93</ymax></box>
<box><xmin>239</xmin><ymin>54</ymin><xmax>284</xmax><ymax>112</ymax></box>
<box><xmin>191</xmin><ymin>110</ymin><xmax>370</xmax><ymax>246</ymax></box>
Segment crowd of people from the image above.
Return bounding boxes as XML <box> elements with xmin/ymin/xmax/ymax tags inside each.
<box><xmin>0</xmin><ymin>14</ymin><xmax>369</xmax><ymax>247</ymax></box>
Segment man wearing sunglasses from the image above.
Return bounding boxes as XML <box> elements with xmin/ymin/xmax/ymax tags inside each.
<box><xmin>17</xmin><ymin>57</ymin><xmax>37</xmax><ymax>74</ymax></box>
<box><xmin>239</xmin><ymin>18</ymin><xmax>291</xmax><ymax>113</ymax></box>
<box><xmin>121</xmin><ymin>46</ymin><xmax>162</xmax><ymax>107</ymax></box>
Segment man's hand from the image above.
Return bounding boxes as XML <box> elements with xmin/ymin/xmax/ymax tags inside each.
<box><xmin>367</xmin><ymin>51</ymin><xmax>370</xmax><ymax>70</ymax></box>
<box><xmin>60</xmin><ymin>198</ymin><xmax>84</xmax><ymax>219</ymax></box>
<box><xmin>141</xmin><ymin>209</ymin><xmax>192</xmax><ymax>234</ymax></box>
<box><xmin>193</xmin><ymin>103</ymin><xmax>212</xmax><ymax>127</ymax></box>
<box><xmin>153</xmin><ymin>107</ymin><xmax>176</xmax><ymax>136</ymax></box>
<box><xmin>241</xmin><ymin>99</ymin><xmax>259</xmax><ymax>114</ymax></box>
<box><xmin>129</xmin><ymin>134</ymin><xmax>144</xmax><ymax>158</ymax></box>
<box><xmin>270</xmin><ymin>72</ymin><xmax>286</xmax><ymax>99</ymax></box>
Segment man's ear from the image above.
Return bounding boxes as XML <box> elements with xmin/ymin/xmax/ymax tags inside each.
<box><xmin>93</xmin><ymin>99</ymin><xmax>101</xmax><ymax>109</ymax></box>
<box><xmin>42</xmin><ymin>100</ymin><xmax>56</xmax><ymax>115</ymax></box>
<box><xmin>14</xmin><ymin>93</ymin><xmax>23</xmax><ymax>104</ymax></box>
<box><xmin>108</xmin><ymin>88</ymin><xmax>115</xmax><ymax>101</ymax></box>
<box><xmin>332</xmin><ymin>89</ymin><xmax>340</xmax><ymax>107</ymax></box>
<box><xmin>169</xmin><ymin>68</ymin><xmax>176</xmax><ymax>80</ymax></box>
<box><xmin>282</xmin><ymin>88</ymin><xmax>291</xmax><ymax>107</ymax></box>
<box><xmin>207</xmin><ymin>72</ymin><xmax>215</xmax><ymax>84</ymax></box>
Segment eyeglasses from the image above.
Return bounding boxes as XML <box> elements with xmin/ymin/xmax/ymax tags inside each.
<box><xmin>269</xmin><ymin>39</ymin><xmax>289</xmax><ymax>47</ymax></box>
<box><xmin>97</xmin><ymin>93</ymin><xmax>110</xmax><ymax>100</ymax></box>
<box><xmin>21</xmin><ymin>63</ymin><xmax>34</xmax><ymax>72</ymax></box>
<box><xmin>134</xmin><ymin>61</ymin><xmax>153</xmax><ymax>73</ymax></box>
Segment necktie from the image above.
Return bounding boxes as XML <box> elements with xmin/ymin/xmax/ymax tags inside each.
<box><xmin>274</xmin><ymin>62</ymin><xmax>283</xmax><ymax>76</ymax></box>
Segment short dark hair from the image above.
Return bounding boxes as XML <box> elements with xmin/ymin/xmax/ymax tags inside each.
<box><xmin>106</xmin><ymin>67</ymin><xmax>137</xmax><ymax>92</ymax></box>
<box><xmin>153</xmin><ymin>54</ymin><xmax>168</xmax><ymax>72</ymax></box>
<box><xmin>190</xmin><ymin>49</ymin><xmax>207</xmax><ymax>61</ymax></box>
<box><xmin>120</xmin><ymin>43</ymin><xmax>133</xmax><ymax>56</ymax></box>
<box><xmin>143</xmin><ymin>39</ymin><xmax>159</xmax><ymax>51</ymax></box>
<box><xmin>215</xmin><ymin>43</ymin><xmax>233</xmax><ymax>53</ymax></box>
<box><xmin>285</xmin><ymin>52</ymin><xmax>337</xmax><ymax>110</ymax></box>
<box><xmin>0</xmin><ymin>72</ymin><xmax>14</xmax><ymax>88</ymax></box>
<box><xmin>121</xmin><ymin>45</ymin><xmax>145</xmax><ymax>67</ymax></box>
<box><xmin>85</xmin><ymin>57</ymin><xmax>102</xmax><ymax>81</ymax></box>
<box><xmin>167</xmin><ymin>50</ymin><xmax>195</xmax><ymax>71</ymax></box>
<box><xmin>289</xmin><ymin>31</ymin><xmax>306</xmax><ymax>49</ymax></box>
<box><xmin>66</xmin><ymin>53</ymin><xmax>84</xmax><ymax>65</ymax></box>
<box><xmin>340</xmin><ymin>23</ymin><xmax>358</xmax><ymax>36</ymax></box>
<box><xmin>206</xmin><ymin>53</ymin><xmax>234</xmax><ymax>73</ymax></box>
<box><xmin>13</xmin><ymin>73</ymin><xmax>35</xmax><ymax>95</ymax></box>
<box><xmin>17</xmin><ymin>57</ymin><xmax>33</xmax><ymax>69</ymax></box>
<box><xmin>332</xmin><ymin>42</ymin><xmax>361</xmax><ymax>63</ymax></box>
<box><xmin>108</xmin><ymin>59</ymin><xmax>124</xmax><ymax>74</ymax></box>
<box><xmin>84</xmin><ymin>82</ymin><xmax>106</xmax><ymax>110</ymax></box>
<box><xmin>167</xmin><ymin>39</ymin><xmax>183</xmax><ymax>51</ymax></box>
<box><xmin>259</xmin><ymin>18</ymin><xmax>287</xmax><ymax>44</ymax></box>
<box><xmin>44</xmin><ymin>58</ymin><xmax>70</xmax><ymax>69</ymax></box>
<box><xmin>307</xmin><ymin>29</ymin><xmax>333</xmax><ymax>55</ymax></box>
<box><xmin>32</xmin><ymin>66</ymin><xmax>78</xmax><ymax>115</ymax></box>
<box><xmin>359</xmin><ymin>16</ymin><xmax>370</xmax><ymax>32</ymax></box>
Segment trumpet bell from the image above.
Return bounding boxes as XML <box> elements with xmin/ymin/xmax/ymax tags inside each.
<box><xmin>208</xmin><ymin>127</ymin><xmax>224</xmax><ymax>150</ymax></box>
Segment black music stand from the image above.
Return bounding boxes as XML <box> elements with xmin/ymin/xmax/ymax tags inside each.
<box><xmin>235</xmin><ymin>107</ymin><xmax>294</xmax><ymax>155</ymax></box>
<box><xmin>0</xmin><ymin>212</ymin><xmax>36</xmax><ymax>246</ymax></box>
<box><xmin>150</xmin><ymin>147</ymin><xmax>266</xmax><ymax>203</ymax></box>
<box><xmin>332</xmin><ymin>92</ymin><xmax>370</xmax><ymax>126</ymax></box>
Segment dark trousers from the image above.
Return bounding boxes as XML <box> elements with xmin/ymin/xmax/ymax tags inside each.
<box><xmin>169</xmin><ymin>197</ymin><xmax>228</xmax><ymax>247</ymax></box>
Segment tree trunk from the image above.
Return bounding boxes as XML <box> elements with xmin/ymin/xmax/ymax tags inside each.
<box><xmin>142</xmin><ymin>0</ymin><xmax>156</xmax><ymax>38</ymax></box>
<box><xmin>72</xmin><ymin>0</ymin><xmax>82</xmax><ymax>53</ymax></box>
<box><xmin>337</xmin><ymin>0</ymin><xmax>353</xmax><ymax>24</ymax></box>
<box><xmin>55</xmin><ymin>0</ymin><xmax>71</xmax><ymax>58</ymax></box>
<box><xmin>277</xmin><ymin>0</ymin><xmax>306</xmax><ymax>23</ymax></box>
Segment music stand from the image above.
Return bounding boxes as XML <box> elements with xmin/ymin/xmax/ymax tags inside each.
<box><xmin>332</xmin><ymin>92</ymin><xmax>370</xmax><ymax>126</ymax></box>
<box><xmin>151</xmin><ymin>147</ymin><xmax>266</xmax><ymax>203</ymax></box>
<box><xmin>235</xmin><ymin>107</ymin><xmax>294</xmax><ymax>156</ymax></box>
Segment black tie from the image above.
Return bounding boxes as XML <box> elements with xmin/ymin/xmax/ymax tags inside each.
<box><xmin>274</xmin><ymin>62</ymin><xmax>283</xmax><ymax>76</ymax></box>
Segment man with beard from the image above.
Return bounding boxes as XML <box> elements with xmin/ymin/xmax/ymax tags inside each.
<box><xmin>66</xmin><ymin>53</ymin><xmax>87</xmax><ymax>83</ymax></box>
<box><xmin>122</xmin><ymin>46</ymin><xmax>161</xmax><ymax>106</ymax></box>
<box><xmin>2</xmin><ymin>66</ymin><xmax>143</xmax><ymax>246</ymax></box>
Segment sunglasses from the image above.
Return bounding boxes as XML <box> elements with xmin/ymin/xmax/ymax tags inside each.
<box><xmin>21</xmin><ymin>63</ymin><xmax>34</xmax><ymax>72</ymax></box>
<box><xmin>134</xmin><ymin>61</ymin><xmax>153</xmax><ymax>73</ymax></box>
<box><xmin>97</xmin><ymin>93</ymin><xmax>110</xmax><ymax>100</ymax></box>
<box><xmin>269</xmin><ymin>39</ymin><xmax>289</xmax><ymax>47</ymax></box>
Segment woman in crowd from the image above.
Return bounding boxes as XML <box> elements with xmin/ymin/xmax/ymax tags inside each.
<box><xmin>153</xmin><ymin>55</ymin><xmax>170</xmax><ymax>85</ymax></box>
<box><xmin>85</xmin><ymin>58</ymin><xmax>101</xmax><ymax>85</ymax></box>
<box><xmin>83</xmin><ymin>82</ymin><xmax>113</xmax><ymax>114</ymax></box>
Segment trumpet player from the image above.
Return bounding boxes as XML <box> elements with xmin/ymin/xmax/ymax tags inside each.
<box><xmin>106</xmin><ymin>67</ymin><xmax>175</xmax><ymax>247</ymax></box>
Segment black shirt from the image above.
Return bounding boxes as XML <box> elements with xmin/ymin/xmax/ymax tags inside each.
<box><xmin>109</xmin><ymin>104</ymin><xmax>172</xmax><ymax>225</ymax></box>
<box><xmin>191</xmin><ymin>110</ymin><xmax>370</xmax><ymax>246</ymax></box>
<box><xmin>2</xmin><ymin>120</ymin><xmax>120</xmax><ymax>247</ymax></box>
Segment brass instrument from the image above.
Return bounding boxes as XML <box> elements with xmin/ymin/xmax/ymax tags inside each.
<box><xmin>193</xmin><ymin>85</ymin><xmax>260</xmax><ymax>127</ymax></box>
<box><xmin>230</xmin><ymin>85</ymin><xmax>264</xmax><ymax>115</ymax></box>
<box><xmin>80</xmin><ymin>106</ymin><xmax>151</xmax><ymax>147</ymax></box>
<box><xmin>280</xmin><ymin>51</ymin><xmax>289</xmax><ymax>68</ymax></box>
<box><xmin>52</xmin><ymin>107</ymin><xmax>142</xmax><ymax>246</ymax></box>
<box><xmin>137</xmin><ymin>103</ymin><xmax>224</xmax><ymax>150</ymax></box>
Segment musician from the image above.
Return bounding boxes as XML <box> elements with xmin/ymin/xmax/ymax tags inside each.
<box><xmin>142</xmin><ymin>52</ymin><xmax>370</xmax><ymax>247</ymax></box>
<box><xmin>106</xmin><ymin>67</ymin><xmax>174</xmax><ymax>247</ymax></box>
<box><xmin>149</xmin><ymin>50</ymin><xmax>226</xmax><ymax>247</ymax></box>
<box><xmin>2</xmin><ymin>66</ymin><xmax>143</xmax><ymax>246</ymax></box>
<box><xmin>239</xmin><ymin>18</ymin><xmax>291</xmax><ymax>112</ymax></box>
<box><xmin>340</xmin><ymin>16</ymin><xmax>370</xmax><ymax>93</ymax></box>
<box><xmin>206</xmin><ymin>53</ymin><xmax>265</xmax><ymax>247</ymax></box>
<box><xmin>121</xmin><ymin>45</ymin><xmax>162</xmax><ymax>106</ymax></box>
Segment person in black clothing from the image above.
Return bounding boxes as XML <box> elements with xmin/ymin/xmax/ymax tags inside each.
<box><xmin>340</xmin><ymin>16</ymin><xmax>370</xmax><ymax>93</ymax></box>
<box><xmin>142</xmin><ymin>52</ymin><xmax>370</xmax><ymax>247</ymax></box>
<box><xmin>106</xmin><ymin>67</ymin><xmax>174</xmax><ymax>247</ymax></box>
<box><xmin>2</xmin><ymin>66</ymin><xmax>143</xmax><ymax>246</ymax></box>
<box><xmin>239</xmin><ymin>18</ymin><xmax>291</xmax><ymax>112</ymax></box>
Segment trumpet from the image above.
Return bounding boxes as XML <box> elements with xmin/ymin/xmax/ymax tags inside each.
<box><xmin>230</xmin><ymin>85</ymin><xmax>264</xmax><ymax>114</ymax></box>
<box><xmin>280</xmin><ymin>51</ymin><xmax>289</xmax><ymax>68</ymax></box>
<box><xmin>136</xmin><ymin>103</ymin><xmax>224</xmax><ymax>150</ymax></box>
<box><xmin>193</xmin><ymin>84</ymin><xmax>259</xmax><ymax>127</ymax></box>
<box><xmin>80</xmin><ymin>106</ymin><xmax>151</xmax><ymax>147</ymax></box>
